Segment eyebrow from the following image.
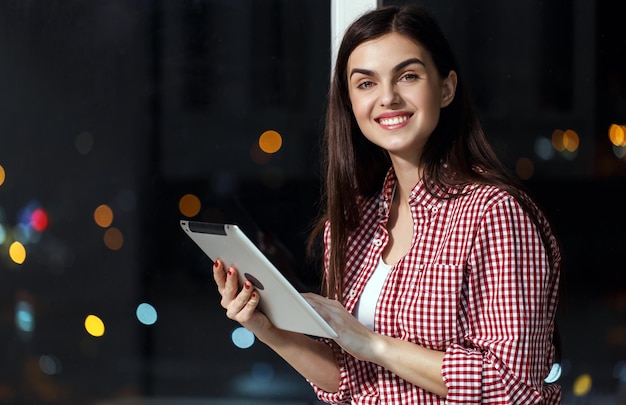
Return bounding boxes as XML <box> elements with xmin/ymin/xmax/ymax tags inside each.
<box><xmin>349</xmin><ymin>57</ymin><xmax>425</xmax><ymax>78</ymax></box>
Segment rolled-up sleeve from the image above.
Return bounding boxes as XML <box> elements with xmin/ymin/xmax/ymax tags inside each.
<box><xmin>442</xmin><ymin>196</ymin><xmax>559</xmax><ymax>404</ymax></box>
<box><xmin>308</xmin><ymin>339</ymin><xmax>351</xmax><ymax>405</ymax></box>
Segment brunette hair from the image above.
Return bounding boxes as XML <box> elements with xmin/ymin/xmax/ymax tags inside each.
<box><xmin>309</xmin><ymin>5</ymin><xmax>560</xmax><ymax>300</ymax></box>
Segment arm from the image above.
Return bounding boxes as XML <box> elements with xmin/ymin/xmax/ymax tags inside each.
<box><xmin>442</xmin><ymin>196</ymin><xmax>560</xmax><ymax>404</ymax></box>
<box><xmin>212</xmin><ymin>260</ymin><xmax>341</xmax><ymax>393</ymax></box>
<box><xmin>304</xmin><ymin>293</ymin><xmax>448</xmax><ymax>398</ymax></box>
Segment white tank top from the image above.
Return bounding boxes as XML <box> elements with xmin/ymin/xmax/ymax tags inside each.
<box><xmin>355</xmin><ymin>256</ymin><xmax>393</xmax><ymax>330</ymax></box>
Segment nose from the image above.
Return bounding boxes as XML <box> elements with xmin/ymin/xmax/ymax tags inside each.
<box><xmin>379</xmin><ymin>83</ymin><xmax>400</xmax><ymax>107</ymax></box>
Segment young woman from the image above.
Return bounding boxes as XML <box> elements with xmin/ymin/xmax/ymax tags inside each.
<box><xmin>213</xmin><ymin>5</ymin><xmax>561</xmax><ymax>404</ymax></box>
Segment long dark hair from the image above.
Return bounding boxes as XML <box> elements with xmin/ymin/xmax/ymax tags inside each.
<box><xmin>309</xmin><ymin>5</ymin><xmax>560</xmax><ymax>301</ymax></box>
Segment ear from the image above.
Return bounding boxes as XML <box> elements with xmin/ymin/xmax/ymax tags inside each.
<box><xmin>440</xmin><ymin>70</ymin><xmax>458</xmax><ymax>108</ymax></box>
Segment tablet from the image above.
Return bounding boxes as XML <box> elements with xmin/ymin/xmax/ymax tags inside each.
<box><xmin>180</xmin><ymin>220</ymin><xmax>338</xmax><ymax>339</ymax></box>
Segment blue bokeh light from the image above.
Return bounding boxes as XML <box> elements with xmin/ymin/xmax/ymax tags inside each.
<box><xmin>231</xmin><ymin>327</ymin><xmax>255</xmax><ymax>349</ymax></box>
<box><xmin>136</xmin><ymin>302</ymin><xmax>158</xmax><ymax>326</ymax></box>
<box><xmin>15</xmin><ymin>301</ymin><xmax>35</xmax><ymax>333</ymax></box>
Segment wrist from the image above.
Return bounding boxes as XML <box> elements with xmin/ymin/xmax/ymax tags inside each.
<box><xmin>366</xmin><ymin>331</ymin><xmax>390</xmax><ymax>365</ymax></box>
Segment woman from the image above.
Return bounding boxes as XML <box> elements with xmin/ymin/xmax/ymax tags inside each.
<box><xmin>213</xmin><ymin>5</ymin><xmax>561</xmax><ymax>404</ymax></box>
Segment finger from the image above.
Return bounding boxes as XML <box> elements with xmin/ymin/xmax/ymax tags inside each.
<box><xmin>302</xmin><ymin>293</ymin><xmax>329</xmax><ymax>310</ymax></box>
<box><xmin>237</xmin><ymin>290</ymin><xmax>261</xmax><ymax>322</ymax></box>
<box><xmin>226</xmin><ymin>280</ymin><xmax>258</xmax><ymax>319</ymax></box>
<box><xmin>220</xmin><ymin>266</ymin><xmax>240</xmax><ymax>307</ymax></box>
<box><xmin>212</xmin><ymin>259</ymin><xmax>226</xmax><ymax>291</ymax></box>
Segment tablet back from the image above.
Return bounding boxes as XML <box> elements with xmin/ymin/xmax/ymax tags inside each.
<box><xmin>180</xmin><ymin>220</ymin><xmax>338</xmax><ymax>339</ymax></box>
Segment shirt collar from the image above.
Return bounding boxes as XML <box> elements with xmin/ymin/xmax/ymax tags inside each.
<box><xmin>378</xmin><ymin>167</ymin><xmax>472</xmax><ymax>217</ymax></box>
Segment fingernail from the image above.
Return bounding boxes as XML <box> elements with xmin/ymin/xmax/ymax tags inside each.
<box><xmin>244</xmin><ymin>281</ymin><xmax>251</xmax><ymax>289</ymax></box>
<box><xmin>227</xmin><ymin>268</ymin><xmax>233</xmax><ymax>276</ymax></box>
<box><xmin>213</xmin><ymin>260</ymin><xmax>220</xmax><ymax>268</ymax></box>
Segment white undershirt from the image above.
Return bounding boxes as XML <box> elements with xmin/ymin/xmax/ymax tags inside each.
<box><xmin>355</xmin><ymin>257</ymin><xmax>393</xmax><ymax>330</ymax></box>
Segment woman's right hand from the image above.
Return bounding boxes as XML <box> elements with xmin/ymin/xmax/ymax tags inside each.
<box><xmin>212</xmin><ymin>259</ymin><xmax>274</xmax><ymax>336</ymax></box>
<box><xmin>213</xmin><ymin>259</ymin><xmax>342</xmax><ymax>393</ymax></box>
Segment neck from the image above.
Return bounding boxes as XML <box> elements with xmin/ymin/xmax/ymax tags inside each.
<box><xmin>390</xmin><ymin>155</ymin><xmax>422</xmax><ymax>203</ymax></box>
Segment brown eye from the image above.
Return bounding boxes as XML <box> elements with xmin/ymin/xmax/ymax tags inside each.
<box><xmin>399</xmin><ymin>73</ymin><xmax>418</xmax><ymax>82</ymax></box>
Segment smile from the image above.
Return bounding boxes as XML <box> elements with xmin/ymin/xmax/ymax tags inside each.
<box><xmin>377</xmin><ymin>115</ymin><xmax>411</xmax><ymax>126</ymax></box>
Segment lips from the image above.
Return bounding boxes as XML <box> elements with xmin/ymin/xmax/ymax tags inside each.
<box><xmin>376</xmin><ymin>113</ymin><xmax>412</xmax><ymax>127</ymax></box>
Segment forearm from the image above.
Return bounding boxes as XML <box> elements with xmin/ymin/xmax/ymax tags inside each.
<box><xmin>256</xmin><ymin>327</ymin><xmax>341</xmax><ymax>393</ymax></box>
<box><xmin>368</xmin><ymin>333</ymin><xmax>447</xmax><ymax>398</ymax></box>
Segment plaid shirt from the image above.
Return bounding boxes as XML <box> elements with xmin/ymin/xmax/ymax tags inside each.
<box><xmin>311</xmin><ymin>170</ymin><xmax>561</xmax><ymax>404</ymax></box>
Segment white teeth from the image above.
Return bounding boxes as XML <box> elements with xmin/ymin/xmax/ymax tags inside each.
<box><xmin>379</xmin><ymin>116</ymin><xmax>408</xmax><ymax>126</ymax></box>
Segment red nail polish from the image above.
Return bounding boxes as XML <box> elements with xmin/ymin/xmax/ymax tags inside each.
<box><xmin>244</xmin><ymin>281</ymin><xmax>250</xmax><ymax>289</ymax></box>
<box><xmin>213</xmin><ymin>260</ymin><xmax>220</xmax><ymax>268</ymax></box>
<box><xmin>227</xmin><ymin>268</ymin><xmax>233</xmax><ymax>276</ymax></box>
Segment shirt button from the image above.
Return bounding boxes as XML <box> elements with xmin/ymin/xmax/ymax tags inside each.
<box><xmin>373</xmin><ymin>239</ymin><xmax>382</xmax><ymax>247</ymax></box>
<box><xmin>378</xmin><ymin>207</ymin><xmax>384</xmax><ymax>215</ymax></box>
<box><xmin>349</xmin><ymin>289</ymin><xmax>357</xmax><ymax>298</ymax></box>
<box><xmin>432</xmin><ymin>206</ymin><xmax>439</xmax><ymax>213</ymax></box>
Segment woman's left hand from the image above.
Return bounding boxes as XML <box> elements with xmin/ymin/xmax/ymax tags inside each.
<box><xmin>302</xmin><ymin>293</ymin><xmax>379</xmax><ymax>362</ymax></box>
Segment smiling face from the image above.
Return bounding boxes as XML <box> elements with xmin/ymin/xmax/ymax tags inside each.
<box><xmin>347</xmin><ymin>32</ymin><xmax>457</xmax><ymax>166</ymax></box>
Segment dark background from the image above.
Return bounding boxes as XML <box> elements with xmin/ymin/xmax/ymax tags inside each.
<box><xmin>0</xmin><ymin>0</ymin><xmax>625</xmax><ymax>404</ymax></box>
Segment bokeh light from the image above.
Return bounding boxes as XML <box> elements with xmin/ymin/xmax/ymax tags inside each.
<box><xmin>0</xmin><ymin>224</ymin><xmax>6</xmax><ymax>245</ymax></box>
<box><xmin>94</xmin><ymin>204</ymin><xmax>114</xmax><ymax>228</ymax></box>
<box><xmin>534</xmin><ymin>137</ymin><xmax>554</xmax><ymax>160</ymax></box>
<box><xmin>573</xmin><ymin>373</ymin><xmax>593</xmax><ymax>396</ymax></box>
<box><xmin>609</xmin><ymin>124</ymin><xmax>626</xmax><ymax>146</ymax></box>
<box><xmin>30</xmin><ymin>208</ymin><xmax>48</xmax><ymax>232</ymax></box>
<box><xmin>0</xmin><ymin>164</ymin><xmax>5</xmax><ymax>186</ymax></box>
<box><xmin>84</xmin><ymin>314</ymin><xmax>105</xmax><ymax>337</ymax></box>
<box><xmin>562</xmin><ymin>129</ymin><xmax>580</xmax><ymax>152</ymax></box>
<box><xmin>14</xmin><ymin>223</ymin><xmax>39</xmax><ymax>245</ymax></box>
<box><xmin>251</xmin><ymin>362</ymin><xmax>275</xmax><ymax>383</ymax></box>
<box><xmin>259</xmin><ymin>130</ymin><xmax>283</xmax><ymax>154</ymax></box>
<box><xmin>9</xmin><ymin>241</ymin><xmax>26</xmax><ymax>264</ymax></box>
<box><xmin>551</xmin><ymin>128</ymin><xmax>580</xmax><ymax>153</ymax></box>
<box><xmin>15</xmin><ymin>301</ymin><xmax>35</xmax><ymax>333</ymax></box>
<box><xmin>544</xmin><ymin>363</ymin><xmax>561</xmax><ymax>383</ymax></box>
<box><xmin>231</xmin><ymin>327</ymin><xmax>255</xmax><ymax>349</ymax></box>
<box><xmin>103</xmin><ymin>227</ymin><xmax>124</xmax><ymax>250</ymax></box>
<box><xmin>136</xmin><ymin>302</ymin><xmax>158</xmax><ymax>326</ymax></box>
<box><xmin>179</xmin><ymin>194</ymin><xmax>201</xmax><ymax>218</ymax></box>
<box><xmin>613</xmin><ymin>145</ymin><xmax>626</xmax><ymax>159</ymax></box>
<box><xmin>39</xmin><ymin>355</ymin><xmax>62</xmax><ymax>375</ymax></box>
<box><xmin>552</xmin><ymin>129</ymin><xmax>565</xmax><ymax>152</ymax></box>
<box><xmin>613</xmin><ymin>360</ymin><xmax>626</xmax><ymax>382</ymax></box>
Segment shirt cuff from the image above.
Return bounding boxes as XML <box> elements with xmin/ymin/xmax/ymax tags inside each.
<box><xmin>441</xmin><ymin>343</ymin><xmax>483</xmax><ymax>404</ymax></box>
<box><xmin>308</xmin><ymin>339</ymin><xmax>351</xmax><ymax>405</ymax></box>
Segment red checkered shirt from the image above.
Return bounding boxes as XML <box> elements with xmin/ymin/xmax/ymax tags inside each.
<box><xmin>311</xmin><ymin>170</ymin><xmax>561</xmax><ymax>404</ymax></box>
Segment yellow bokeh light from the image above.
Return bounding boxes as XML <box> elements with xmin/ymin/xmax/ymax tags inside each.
<box><xmin>84</xmin><ymin>314</ymin><xmax>105</xmax><ymax>337</ymax></box>
<box><xmin>562</xmin><ymin>129</ymin><xmax>580</xmax><ymax>152</ymax></box>
<box><xmin>9</xmin><ymin>241</ymin><xmax>26</xmax><ymax>265</ymax></box>
<box><xmin>94</xmin><ymin>205</ymin><xmax>114</xmax><ymax>228</ymax></box>
<box><xmin>515</xmin><ymin>157</ymin><xmax>534</xmax><ymax>180</ymax></box>
<box><xmin>259</xmin><ymin>130</ymin><xmax>283</xmax><ymax>154</ymax></box>
<box><xmin>609</xmin><ymin>124</ymin><xmax>625</xmax><ymax>146</ymax></box>
<box><xmin>551</xmin><ymin>128</ymin><xmax>580</xmax><ymax>153</ymax></box>
<box><xmin>103</xmin><ymin>227</ymin><xmax>124</xmax><ymax>250</ymax></box>
<box><xmin>0</xmin><ymin>165</ymin><xmax>5</xmax><ymax>186</ymax></box>
<box><xmin>573</xmin><ymin>373</ymin><xmax>592</xmax><ymax>396</ymax></box>
<box><xmin>551</xmin><ymin>129</ymin><xmax>565</xmax><ymax>152</ymax></box>
<box><xmin>179</xmin><ymin>194</ymin><xmax>201</xmax><ymax>217</ymax></box>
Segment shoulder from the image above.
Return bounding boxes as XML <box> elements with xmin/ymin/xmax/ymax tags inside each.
<box><xmin>451</xmin><ymin>182</ymin><xmax>521</xmax><ymax>213</ymax></box>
